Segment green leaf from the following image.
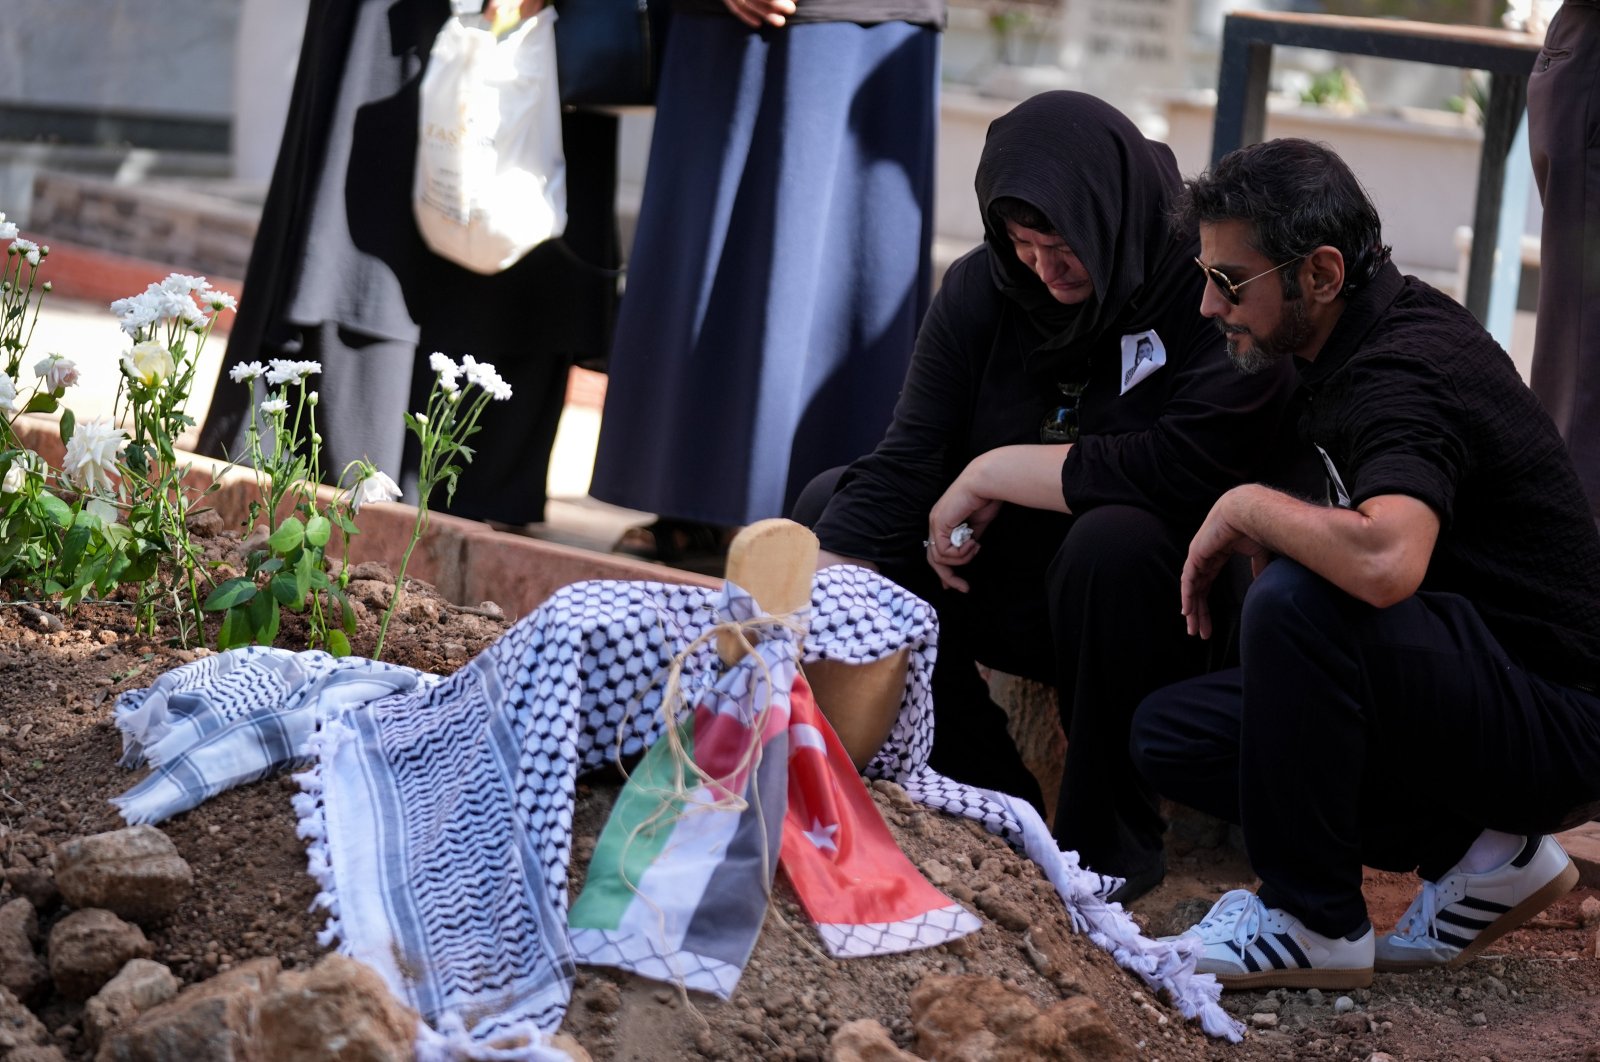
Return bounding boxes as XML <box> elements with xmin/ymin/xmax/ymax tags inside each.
<box><xmin>294</xmin><ymin>548</ymin><xmax>318</xmax><ymax>598</ymax></box>
<box><xmin>331</xmin><ymin>509</ymin><xmax>359</xmax><ymax>535</ymax></box>
<box><xmin>248</xmin><ymin>590</ymin><xmax>280</xmax><ymax>645</ymax></box>
<box><xmin>119</xmin><ymin>551</ymin><xmax>156</xmax><ymax>584</ymax></box>
<box><xmin>337</xmin><ymin>590</ymin><xmax>357</xmax><ymax>635</ymax></box>
<box><xmin>57</xmin><ymin>522</ymin><xmax>91</xmax><ymax>577</ymax></box>
<box><xmin>22</xmin><ymin>393</ymin><xmax>57</xmax><ymax>415</ymax></box>
<box><xmin>218</xmin><ymin>606</ymin><xmax>254</xmax><ymax>650</ymax></box>
<box><xmin>37</xmin><ymin>492</ymin><xmax>71</xmax><ymax>529</ymax></box>
<box><xmin>326</xmin><ymin>629</ymin><xmax>352</xmax><ymax>658</ymax></box>
<box><xmin>268</xmin><ymin>516</ymin><xmax>305</xmax><ymax>553</ymax></box>
<box><xmin>257</xmin><ymin>556</ymin><xmax>284</xmax><ymax>575</ymax></box>
<box><xmin>203</xmin><ymin>577</ymin><xmax>258</xmax><ymax>611</ymax></box>
<box><xmin>59</xmin><ymin>409</ymin><xmax>75</xmax><ymax>446</ymax></box>
<box><xmin>269</xmin><ymin>572</ymin><xmax>303</xmax><ymax>608</ymax></box>
<box><xmin>304</xmin><ymin>513</ymin><xmax>332</xmax><ymax>548</ymax></box>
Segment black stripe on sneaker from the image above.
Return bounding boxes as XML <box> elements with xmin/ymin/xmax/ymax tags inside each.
<box><xmin>1438</xmin><ymin>908</ymin><xmax>1495</xmax><ymax>931</ymax></box>
<box><xmin>1455</xmin><ymin>895</ymin><xmax>1512</xmax><ymax>915</ymax></box>
<box><xmin>1241</xmin><ymin>948</ymin><xmax>1262</xmax><ymax>973</ymax></box>
<box><xmin>1436</xmin><ymin>928</ymin><xmax>1475</xmax><ymax>949</ymax></box>
<box><xmin>1274</xmin><ymin>932</ymin><xmax>1312</xmax><ymax>968</ymax></box>
<box><xmin>1254</xmin><ymin>936</ymin><xmax>1288</xmax><ymax>969</ymax></box>
<box><xmin>1511</xmin><ymin>836</ymin><xmax>1540</xmax><ymax>869</ymax></box>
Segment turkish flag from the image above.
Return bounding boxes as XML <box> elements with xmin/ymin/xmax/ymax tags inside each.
<box><xmin>779</xmin><ymin>673</ymin><xmax>970</xmax><ymax>940</ymax></box>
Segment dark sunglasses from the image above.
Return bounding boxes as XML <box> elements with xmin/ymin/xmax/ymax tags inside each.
<box><xmin>1040</xmin><ymin>379</ymin><xmax>1087</xmax><ymax>444</ymax></box>
<box><xmin>1194</xmin><ymin>255</ymin><xmax>1301</xmax><ymax>305</ymax></box>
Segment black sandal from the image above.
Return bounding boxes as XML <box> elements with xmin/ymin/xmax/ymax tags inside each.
<box><xmin>613</xmin><ymin>518</ymin><xmax>736</xmax><ymax>573</ymax></box>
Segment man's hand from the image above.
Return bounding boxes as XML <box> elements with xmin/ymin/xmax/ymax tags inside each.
<box><xmin>721</xmin><ymin>0</ymin><xmax>796</xmax><ymax>27</ymax></box>
<box><xmin>1181</xmin><ymin>487</ymin><xmax>1269</xmax><ymax>640</ymax></box>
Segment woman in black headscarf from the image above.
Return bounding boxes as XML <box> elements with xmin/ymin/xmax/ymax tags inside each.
<box><xmin>800</xmin><ymin>92</ymin><xmax>1303</xmax><ymax>903</ymax></box>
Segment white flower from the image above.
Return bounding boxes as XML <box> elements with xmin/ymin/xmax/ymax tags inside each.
<box><xmin>228</xmin><ymin>360</ymin><xmax>265</xmax><ymax>383</ymax></box>
<box><xmin>110</xmin><ymin>291</ymin><xmax>166</xmax><ymax>337</ymax></box>
<box><xmin>414</xmin><ymin>413</ymin><xmax>428</xmax><ymax>426</ymax></box>
<box><xmin>33</xmin><ymin>354</ymin><xmax>79</xmax><ymax>393</ymax></box>
<box><xmin>307</xmin><ymin>391</ymin><xmax>319</xmax><ymax>405</ymax></box>
<box><xmin>2</xmin><ymin>460</ymin><xmax>26</xmax><ymax>494</ymax></box>
<box><xmin>10</xmin><ymin>238</ymin><xmax>40</xmax><ymax>267</ymax></box>
<box><xmin>123</xmin><ymin>340</ymin><xmax>175</xmax><ymax>387</ymax></box>
<box><xmin>461</xmin><ymin>354</ymin><xmax>512</xmax><ymax>400</ymax></box>
<box><xmin>0</xmin><ymin>214</ymin><xmax>16</xmax><ymax>241</ymax></box>
<box><xmin>62</xmin><ymin>420</ymin><xmax>126</xmax><ymax>494</ymax></box>
<box><xmin>0</xmin><ymin>372</ymin><xmax>15</xmax><ymax>414</ymax></box>
<box><xmin>160</xmin><ymin>273</ymin><xmax>208</xmax><ymax>295</ymax></box>
<box><xmin>265</xmin><ymin>359</ymin><xmax>321</xmax><ymax>386</ymax></box>
<box><xmin>260</xmin><ymin>398</ymin><xmax>288</xmax><ymax>415</ymax></box>
<box><xmin>345</xmin><ymin>468</ymin><xmax>402</xmax><ymax>513</ymax></box>
<box><xmin>430</xmin><ymin>352</ymin><xmax>462</xmax><ymax>394</ymax></box>
<box><xmin>206</xmin><ymin>289</ymin><xmax>237</xmax><ymax>312</ymax></box>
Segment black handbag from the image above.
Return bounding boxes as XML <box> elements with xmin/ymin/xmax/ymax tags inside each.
<box><xmin>553</xmin><ymin>0</ymin><xmax>671</xmax><ymax>106</ymax></box>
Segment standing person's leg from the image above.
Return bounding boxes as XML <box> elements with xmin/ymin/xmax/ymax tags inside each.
<box><xmin>1047</xmin><ymin>505</ymin><xmax>1207</xmax><ymax>900</ymax></box>
<box><xmin>1528</xmin><ymin>0</ymin><xmax>1600</xmax><ymax>517</ymax></box>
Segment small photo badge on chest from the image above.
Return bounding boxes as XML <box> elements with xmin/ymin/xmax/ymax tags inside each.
<box><xmin>1119</xmin><ymin>330</ymin><xmax>1166</xmax><ymax>394</ymax></box>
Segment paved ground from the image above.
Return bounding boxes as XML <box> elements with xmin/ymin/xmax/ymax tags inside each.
<box><xmin>23</xmin><ymin>294</ymin><xmax>649</xmax><ymax>553</ymax></box>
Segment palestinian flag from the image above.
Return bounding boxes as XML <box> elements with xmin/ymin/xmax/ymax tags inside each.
<box><xmin>569</xmin><ymin>632</ymin><xmax>977</xmax><ymax>998</ymax></box>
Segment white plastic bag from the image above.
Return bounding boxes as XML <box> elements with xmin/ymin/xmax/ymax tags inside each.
<box><xmin>414</xmin><ymin>12</ymin><xmax>566</xmax><ymax>274</ymax></box>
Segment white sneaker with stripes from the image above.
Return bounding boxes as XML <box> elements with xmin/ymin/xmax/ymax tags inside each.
<box><xmin>1375</xmin><ymin>834</ymin><xmax>1579</xmax><ymax>972</ymax></box>
<box><xmin>1178</xmin><ymin>889</ymin><xmax>1374</xmax><ymax>990</ymax></box>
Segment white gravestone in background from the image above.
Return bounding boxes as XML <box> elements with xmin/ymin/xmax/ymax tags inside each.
<box><xmin>1058</xmin><ymin>0</ymin><xmax>1194</xmax><ymax>110</ymax></box>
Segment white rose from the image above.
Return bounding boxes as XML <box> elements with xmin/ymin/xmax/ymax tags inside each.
<box><xmin>124</xmin><ymin>341</ymin><xmax>175</xmax><ymax>388</ymax></box>
<box><xmin>2</xmin><ymin>460</ymin><xmax>25</xmax><ymax>494</ymax></box>
<box><xmin>0</xmin><ymin>372</ymin><xmax>15</xmax><ymax>415</ymax></box>
<box><xmin>33</xmin><ymin>354</ymin><xmax>79</xmax><ymax>393</ymax></box>
<box><xmin>345</xmin><ymin>469</ymin><xmax>402</xmax><ymax>513</ymax></box>
<box><xmin>62</xmin><ymin>420</ymin><xmax>127</xmax><ymax>494</ymax></box>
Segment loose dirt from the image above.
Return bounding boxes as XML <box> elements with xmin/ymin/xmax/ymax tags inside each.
<box><xmin>2</xmin><ymin>531</ymin><xmax>1598</xmax><ymax>1060</ymax></box>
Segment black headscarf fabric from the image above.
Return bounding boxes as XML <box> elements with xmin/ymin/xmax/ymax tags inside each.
<box><xmin>975</xmin><ymin>91</ymin><xmax>1191</xmax><ymax>370</ymax></box>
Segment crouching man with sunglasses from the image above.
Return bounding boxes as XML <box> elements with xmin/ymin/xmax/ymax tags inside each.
<box><xmin>791</xmin><ymin>91</ymin><xmax>1305</xmax><ymax>905</ymax></box>
<box><xmin>1131</xmin><ymin>138</ymin><xmax>1600</xmax><ymax>989</ymax></box>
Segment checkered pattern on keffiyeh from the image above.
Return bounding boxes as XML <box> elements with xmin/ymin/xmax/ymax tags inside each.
<box><xmin>111</xmin><ymin>566</ymin><xmax>1241</xmax><ymax>1060</ymax></box>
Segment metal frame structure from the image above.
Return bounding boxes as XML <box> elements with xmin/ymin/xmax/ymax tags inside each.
<box><xmin>1212</xmin><ymin>10</ymin><xmax>1543</xmax><ymax>322</ymax></box>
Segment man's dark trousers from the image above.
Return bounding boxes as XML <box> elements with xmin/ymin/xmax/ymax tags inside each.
<box><xmin>1132</xmin><ymin>559</ymin><xmax>1600</xmax><ymax>938</ymax></box>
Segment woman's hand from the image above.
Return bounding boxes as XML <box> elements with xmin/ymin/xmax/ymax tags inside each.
<box><xmin>924</xmin><ymin>444</ymin><xmax>1073</xmax><ymax>592</ymax></box>
<box><xmin>721</xmin><ymin>0</ymin><xmax>796</xmax><ymax>27</ymax></box>
<box><xmin>926</xmin><ymin>464</ymin><xmax>1002</xmax><ymax>593</ymax></box>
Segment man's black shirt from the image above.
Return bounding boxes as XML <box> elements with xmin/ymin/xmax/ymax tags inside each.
<box><xmin>1299</xmin><ymin>261</ymin><xmax>1600</xmax><ymax>688</ymax></box>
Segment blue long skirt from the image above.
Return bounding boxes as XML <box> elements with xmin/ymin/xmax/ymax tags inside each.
<box><xmin>588</xmin><ymin>15</ymin><xmax>939</xmax><ymax>527</ymax></box>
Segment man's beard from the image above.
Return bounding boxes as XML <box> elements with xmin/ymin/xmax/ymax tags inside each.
<box><xmin>1221</xmin><ymin>295</ymin><xmax>1314</xmax><ymax>374</ymax></box>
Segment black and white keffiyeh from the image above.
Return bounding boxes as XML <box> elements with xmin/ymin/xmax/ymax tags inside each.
<box><xmin>111</xmin><ymin>567</ymin><xmax>1241</xmax><ymax>1059</ymax></box>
